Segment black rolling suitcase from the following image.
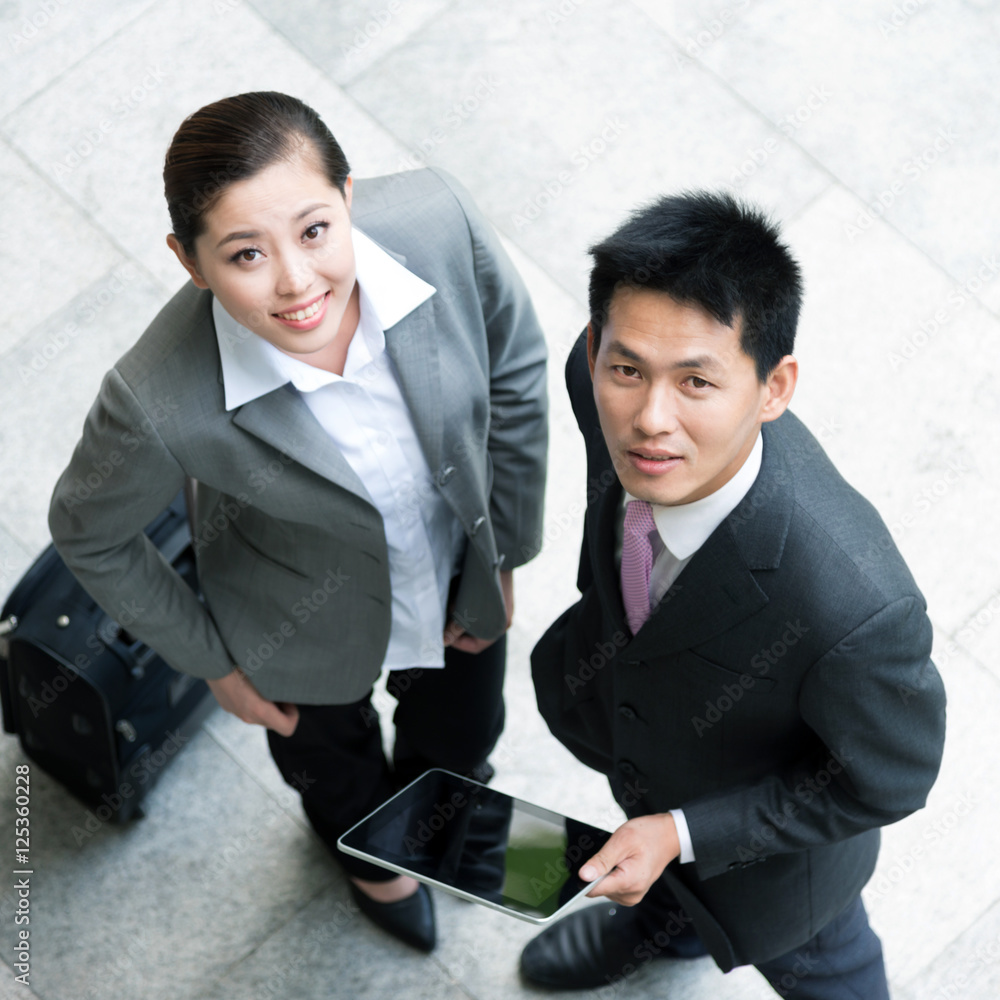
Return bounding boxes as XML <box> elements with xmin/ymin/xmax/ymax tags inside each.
<box><xmin>0</xmin><ymin>492</ymin><xmax>214</xmax><ymax>822</ymax></box>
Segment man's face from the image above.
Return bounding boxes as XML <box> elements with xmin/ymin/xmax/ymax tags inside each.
<box><xmin>589</xmin><ymin>287</ymin><xmax>795</xmax><ymax>506</ymax></box>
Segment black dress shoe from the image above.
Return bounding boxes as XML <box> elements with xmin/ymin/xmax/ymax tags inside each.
<box><xmin>349</xmin><ymin>882</ymin><xmax>436</xmax><ymax>952</ymax></box>
<box><xmin>520</xmin><ymin>902</ymin><xmax>708</xmax><ymax>990</ymax></box>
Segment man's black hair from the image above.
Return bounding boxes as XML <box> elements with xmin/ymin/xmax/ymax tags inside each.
<box><xmin>588</xmin><ymin>191</ymin><xmax>802</xmax><ymax>380</ymax></box>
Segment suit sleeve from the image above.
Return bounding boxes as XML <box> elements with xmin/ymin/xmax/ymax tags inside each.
<box><xmin>681</xmin><ymin>595</ymin><xmax>946</xmax><ymax>880</ymax></box>
<box><xmin>429</xmin><ymin>168</ymin><xmax>549</xmax><ymax>569</ymax></box>
<box><xmin>48</xmin><ymin>368</ymin><xmax>236</xmax><ymax>681</ymax></box>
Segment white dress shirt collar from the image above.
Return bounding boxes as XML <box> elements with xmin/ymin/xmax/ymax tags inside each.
<box><xmin>213</xmin><ymin>227</ymin><xmax>436</xmax><ymax>410</ymax></box>
<box><xmin>625</xmin><ymin>432</ymin><xmax>763</xmax><ymax>560</ymax></box>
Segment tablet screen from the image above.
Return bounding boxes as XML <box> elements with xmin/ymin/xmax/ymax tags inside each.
<box><xmin>338</xmin><ymin>769</ymin><xmax>613</xmax><ymax>922</ymax></box>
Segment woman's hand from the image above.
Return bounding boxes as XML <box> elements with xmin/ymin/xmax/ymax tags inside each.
<box><xmin>443</xmin><ymin>569</ymin><xmax>514</xmax><ymax>653</ymax></box>
<box><xmin>207</xmin><ymin>668</ymin><xmax>299</xmax><ymax>736</ymax></box>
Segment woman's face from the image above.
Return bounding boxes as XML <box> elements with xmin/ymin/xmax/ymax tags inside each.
<box><xmin>167</xmin><ymin>152</ymin><xmax>357</xmax><ymax>362</ymax></box>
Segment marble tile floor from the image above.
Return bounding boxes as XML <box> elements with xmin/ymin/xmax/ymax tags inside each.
<box><xmin>0</xmin><ymin>1</ymin><xmax>997</xmax><ymax>997</ymax></box>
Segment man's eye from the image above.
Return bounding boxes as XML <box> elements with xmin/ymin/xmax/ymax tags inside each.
<box><xmin>615</xmin><ymin>365</ymin><xmax>640</xmax><ymax>378</ymax></box>
<box><xmin>688</xmin><ymin>376</ymin><xmax>710</xmax><ymax>389</ymax></box>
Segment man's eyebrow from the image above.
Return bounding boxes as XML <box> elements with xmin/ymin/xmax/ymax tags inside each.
<box><xmin>671</xmin><ymin>355</ymin><xmax>723</xmax><ymax>372</ymax></box>
<box><xmin>605</xmin><ymin>341</ymin><xmax>723</xmax><ymax>372</ymax></box>
<box><xmin>605</xmin><ymin>340</ymin><xmax>645</xmax><ymax>363</ymax></box>
<box><xmin>215</xmin><ymin>204</ymin><xmax>331</xmax><ymax>250</ymax></box>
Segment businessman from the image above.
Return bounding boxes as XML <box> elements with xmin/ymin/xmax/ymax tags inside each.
<box><xmin>523</xmin><ymin>192</ymin><xmax>945</xmax><ymax>997</ymax></box>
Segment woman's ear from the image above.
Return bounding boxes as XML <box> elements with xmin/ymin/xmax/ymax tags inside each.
<box><xmin>166</xmin><ymin>234</ymin><xmax>209</xmax><ymax>289</ymax></box>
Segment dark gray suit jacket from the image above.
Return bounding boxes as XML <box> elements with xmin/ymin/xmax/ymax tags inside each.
<box><xmin>49</xmin><ymin>168</ymin><xmax>548</xmax><ymax>704</ymax></box>
<box><xmin>531</xmin><ymin>332</ymin><xmax>945</xmax><ymax>969</ymax></box>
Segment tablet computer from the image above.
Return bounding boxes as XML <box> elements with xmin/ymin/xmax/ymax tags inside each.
<box><xmin>337</xmin><ymin>768</ymin><xmax>613</xmax><ymax>924</ymax></box>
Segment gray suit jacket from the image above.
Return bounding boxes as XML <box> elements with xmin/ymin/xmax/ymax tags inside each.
<box><xmin>531</xmin><ymin>332</ymin><xmax>945</xmax><ymax>969</ymax></box>
<box><xmin>49</xmin><ymin>168</ymin><xmax>548</xmax><ymax>704</ymax></box>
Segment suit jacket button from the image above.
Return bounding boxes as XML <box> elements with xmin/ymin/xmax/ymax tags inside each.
<box><xmin>437</xmin><ymin>465</ymin><xmax>457</xmax><ymax>486</ymax></box>
<box><xmin>618</xmin><ymin>704</ymin><xmax>637</xmax><ymax>721</ymax></box>
<box><xmin>470</xmin><ymin>515</ymin><xmax>486</xmax><ymax>534</ymax></box>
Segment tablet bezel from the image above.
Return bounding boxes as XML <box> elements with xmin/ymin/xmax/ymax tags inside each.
<box><xmin>337</xmin><ymin>768</ymin><xmax>612</xmax><ymax>925</ymax></box>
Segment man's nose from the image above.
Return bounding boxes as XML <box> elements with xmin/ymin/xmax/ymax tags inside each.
<box><xmin>634</xmin><ymin>385</ymin><xmax>678</xmax><ymax>437</ymax></box>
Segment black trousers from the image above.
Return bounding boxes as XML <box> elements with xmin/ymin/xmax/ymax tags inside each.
<box><xmin>267</xmin><ymin>637</ymin><xmax>506</xmax><ymax>881</ymax></box>
<box><xmin>630</xmin><ymin>879</ymin><xmax>888</xmax><ymax>999</ymax></box>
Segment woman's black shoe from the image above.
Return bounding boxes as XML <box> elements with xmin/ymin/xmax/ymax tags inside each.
<box><xmin>349</xmin><ymin>882</ymin><xmax>436</xmax><ymax>952</ymax></box>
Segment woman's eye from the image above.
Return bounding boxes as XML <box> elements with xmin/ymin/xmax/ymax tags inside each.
<box><xmin>303</xmin><ymin>221</ymin><xmax>329</xmax><ymax>241</ymax></box>
<box><xmin>231</xmin><ymin>247</ymin><xmax>260</xmax><ymax>263</ymax></box>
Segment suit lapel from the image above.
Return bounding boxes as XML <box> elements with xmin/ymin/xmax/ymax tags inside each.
<box><xmin>383</xmin><ymin>298</ymin><xmax>442</xmax><ymax>473</ymax></box>
<box><xmin>232</xmin><ymin>383</ymin><xmax>374</xmax><ymax>505</ymax></box>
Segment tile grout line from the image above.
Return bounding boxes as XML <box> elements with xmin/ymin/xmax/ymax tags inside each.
<box><xmin>622</xmin><ymin>1</ymin><xmax>998</xmax><ymax>312</ymax></box>
<box><xmin>0</xmin><ymin>0</ymin><xmax>164</xmax><ymax>133</ymax></box>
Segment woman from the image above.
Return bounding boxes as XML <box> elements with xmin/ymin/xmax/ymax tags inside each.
<box><xmin>49</xmin><ymin>92</ymin><xmax>548</xmax><ymax>951</ymax></box>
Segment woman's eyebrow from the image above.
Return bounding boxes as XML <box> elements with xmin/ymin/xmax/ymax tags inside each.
<box><xmin>215</xmin><ymin>204</ymin><xmax>332</xmax><ymax>250</ymax></box>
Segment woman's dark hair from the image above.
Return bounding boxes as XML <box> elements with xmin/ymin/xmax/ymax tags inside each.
<box><xmin>588</xmin><ymin>190</ymin><xmax>802</xmax><ymax>381</ymax></box>
<box><xmin>163</xmin><ymin>91</ymin><xmax>351</xmax><ymax>255</ymax></box>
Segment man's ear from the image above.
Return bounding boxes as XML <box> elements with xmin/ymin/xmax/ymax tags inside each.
<box><xmin>760</xmin><ymin>355</ymin><xmax>798</xmax><ymax>423</ymax></box>
<box><xmin>586</xmin><ymin>322</ymin><xmax>597</xmax><ymax>380</ymax></box>
<box><xmin>166</xmin><ymin>234</ymin><xmax>209</xmax><ymax>289</ymax></box>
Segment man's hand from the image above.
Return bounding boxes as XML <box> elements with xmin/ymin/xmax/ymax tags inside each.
<box><xmin>579</xmin><ymin>813</ymin><xmax>681</xmax><ymax>906</ymax></box>
<box><xmin>207</xmin><ymin>668</ymin><xmax>299</xmax><ymax>736</ymax></box>
<box><xmin>443</xmin><ymin>569</ymin><xmax>514</xmax><ymax>653</ymax></box>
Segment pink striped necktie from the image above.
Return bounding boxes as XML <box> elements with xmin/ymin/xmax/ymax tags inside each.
<box><xmin>621</xmin><ymin>499</ymin><xmax>657</xmax><ymax>636</ymax></box>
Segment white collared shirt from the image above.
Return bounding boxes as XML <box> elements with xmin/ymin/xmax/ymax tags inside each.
<box><xmin>616</xmin><ymin>432</ymin><xmax>764</xmax><ymax>863</ymax></box>
<box><xmin>213</xmin><ymin>227</ymin><xmax>465</xmax><ymax>671</ymax></box>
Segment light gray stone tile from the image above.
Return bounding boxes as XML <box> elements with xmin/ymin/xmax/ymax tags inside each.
<box><xmin>782</xmin><ymin>184</ymin><xmax>1000</xmax><ymax>635</ymax></box>
<box><xmin>954</xmin><ymin>590</ymin><xmax>1000</xmax><ymax>685</ymax></box>
<box><xmin>863</xmin><ymin>645</ymin><xmax>1000</xmax><ymax>987</ymax></box>
<box><xmin>0</xmin><ymin>726</ymin><xmax>334</xmax><ymax>1000</ymax></box>
<box><xmin>0</xmin><ymin>140</ymin><xmax>122</xmax><ymax>358</ymax></box>
<box><xmin>0</xmin><ymin>265</ymin><xmax>168</xmax><ymax>556</ymax></box>
<box><xmin>897</xmin><ymin>898</ymin><xmax>1000</xmax><ymax>1000</ymax></box>
<box><xmin>433</xmin><ymin>888</ymin><xmax>768</xmax><ymax>1000</ymax></box>
<box><xmin>668</xmin><ymin>0</ymin><xmax>1000</xmax><ymax>292</ymax></box>
<box><xmin>194</xmin><ymin>882</ymin><xmax>471</xmax><ymax>1000</ymax></box>
<box><xmin>2</xmin><ymin>0</ymin><xmax>410</xmax><ymax>290</ymax></box>
<box><xmin>0</xmin><ymin>521</ymin><xmax>35</xmax><ymax>611</ymax></box>
<box><xmin>346</xmin><ymin>0</ymin><xmax>830</xmax><ymax>296</ymax></box>
<box><xmin>0</xmin><ymin>0</ymin><xmax>157</xmax><ymax>119</ymax></box>
<box><xmin>246</xmin><ymin>0</ymin><xmax>454</xmax><ymax>85</ymax></box>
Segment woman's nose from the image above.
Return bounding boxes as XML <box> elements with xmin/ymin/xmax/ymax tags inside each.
<box><xmin>274</xmin><ymin>253</ymin><xmax>313</xmax><ymax>298</ymax></box>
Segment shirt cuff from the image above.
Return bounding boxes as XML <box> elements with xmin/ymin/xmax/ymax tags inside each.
<box><xmin>670</xmin><ymin>808</ymin><xmax>695</xmax><ymax>864</ymax></box>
